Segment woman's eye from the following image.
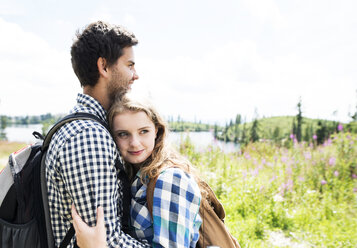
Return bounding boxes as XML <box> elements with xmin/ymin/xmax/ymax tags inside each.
<box><xmin>117</xmin><ymin>132</ymin><xmax>128</xmax><ymax>138</ymax></box>
<box><xmin>140</xmin><ymin>130</ymin><xmax>149</xmax><ymax>134</ymax></box>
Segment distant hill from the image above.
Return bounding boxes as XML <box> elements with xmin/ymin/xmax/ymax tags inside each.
<box><xmin>217</xmin><ymin>115</ymin><xmax>356</xmax><ymax>144</ymax></box>
<box><xmin>168</xmin><ymin>121</ymin><xmax>219</xmax><ymax>132</ymax></box>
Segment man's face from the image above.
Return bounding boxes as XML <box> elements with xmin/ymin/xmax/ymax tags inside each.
<box><xmin>107</xmin><ymin>46</ymin><xmax>139</xmax><ymax>103</ymax></box>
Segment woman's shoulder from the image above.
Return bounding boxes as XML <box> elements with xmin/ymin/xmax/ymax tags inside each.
<box><xmin>158</xmin><ymin>167</ymin><xmax>191</xmax><ymax>182</ymax></box>
<box><xmin>156</xmin><ymin>167</ymin><xmax>201</xmax><ymax>198</ymax></box>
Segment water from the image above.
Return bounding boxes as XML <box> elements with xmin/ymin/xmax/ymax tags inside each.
<box><xmin>168</xmin><ymin>131</ymin><xmax>239</xmax><ymax>153</ymax></box>
<box><xmin>3</xmin><ymin>126</ymin><xmax>240</xmax><ymax>153</ymax></box>
<box><xmin>4</xmin><ymin>124</ymin><xmax>43</xmax><ymax>143</ymax></box>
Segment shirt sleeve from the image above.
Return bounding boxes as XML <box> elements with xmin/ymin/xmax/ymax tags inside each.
<box><xmin>59</xmin><ymin>125</ymin><xmax>149</xmax><ymax>247</ymax></box>
<box><xmin>151</xmin><ymin>168</ymin><xmax>202</xmax><ymax>248</ymax></box>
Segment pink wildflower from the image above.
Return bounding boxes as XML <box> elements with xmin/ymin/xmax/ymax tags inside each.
<box><xmin>334</xmin><ymin>171</ymin><xmax>339</xmax><ymax>177</ymax></box>
<box><xmin>313</xmin><ymin>134</ymin><xmax>317</xmax><ymax>140</ymax></box>
<box><xmin>321</xmin><ymin>180</ymin><xmax>327</xmax><ymax>185</ymax></box>
<box><xmin>281</xmin><ymin>156</ymin><xmax>288</xmax><ymax>163</ymax></box>
<box><xmin>251</xmin><ymin>168</ymin><xmax>259</xmax><ymax>177</ymax></box>
<box><xmin>260</xmin><ymin>185</ymin><xmax>265</xmax><ymax>192</ymax></box>
<box><xmin>290</xmin><ymin>134</ymin><xmax>295</xmax><ymax>139</ymax></box>
<box><xmin>269</xmin><ymin>175</ymin><xmax>277</xmax><ymax>183</ymax></box>
<box><xmin>352</xmin><ymin>174</ymin><xmax>357</xmax><ymax>179</ymax></box>
<box><xmin>338</xmin><ymin>123</ymin><xmax>343</xmax><ymax>132</ymax></box>
<box><xmin>329</xmin><ymin>157</ymin><xmax>336</xmax><ymax>166</ymax></box>
<box><xmin>304</xmin><ymin>152</ymin><xmax>312</xmax><ymax>160</ymax></box>
<box><xmin>286</xmin><ymin>179</ymin><xmax>294</xmax><ymax>191</ymax></box>
<box><xmin>298</xmin><ymin>176</ymin><xmax>305</xmax><ymax>181</ymax></box>
<box><xmin>253</xmin><ymin>158</ymin><xmax>258</xmax><ymax>165</ymax></box>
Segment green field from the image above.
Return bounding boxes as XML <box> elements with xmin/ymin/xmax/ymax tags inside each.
<box><xmin>180</xmin><ymin>131</ymin><xmax>357</xmax><ymax>247</ymax></box>
<box><xmin>0</xmin><ymin>141</ymin><xmax>28</xmax><ymax>169</ymax></box>
<box><xmin>1</xmin><ymin>132</ymin><xmax>356</xmax><ymax>247</ymax></box>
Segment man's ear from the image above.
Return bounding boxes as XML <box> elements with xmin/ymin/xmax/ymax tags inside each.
<box><xmin>97</xmin><ymin>57</ymin><xmax>109</xmax><ymax>78</ymax></box>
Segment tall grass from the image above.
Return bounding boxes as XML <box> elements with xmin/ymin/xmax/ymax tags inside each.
<box><xmin>1</xmin><ymin>134</ymin><xmax>356</xmax><ymax>247</ymax></box>
<box><xmin>0</xmin><ymin>141</ymin><xmax>28</xmax><ymax>169</ymax></box>
<box><xmin>179</xmin><ymin>132</ymin><xmax>357</xmax><ymax>247</ymax></box>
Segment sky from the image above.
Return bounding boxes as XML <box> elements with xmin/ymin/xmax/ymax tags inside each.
<box><xmin>0</xmin><ymin>0</ymin><xmax>356</xmax><ymax>125</ymax></box>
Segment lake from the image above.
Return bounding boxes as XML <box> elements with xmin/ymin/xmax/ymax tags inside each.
<box><xmin>3</xmin><ymin>125</ymin><xmax>240</xmax><ymax>153</ymax></box>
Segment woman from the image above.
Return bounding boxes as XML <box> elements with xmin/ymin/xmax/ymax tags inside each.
<box><xmin>72</xmin><ymin>94</ymin><xmax>203</xmax><ymax>247</ymax></box>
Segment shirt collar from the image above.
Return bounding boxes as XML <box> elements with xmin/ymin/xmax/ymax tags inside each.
<box><xmin>75</xmin><ymin>93</ymin><xmax>107</xmax><ymax>122</ymax></box>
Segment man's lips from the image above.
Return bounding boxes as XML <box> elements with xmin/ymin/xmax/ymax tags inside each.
<box><xmin>128</xmin><ymin>150</ymin><xmax>144</xmax><ymax>156</ymax></box>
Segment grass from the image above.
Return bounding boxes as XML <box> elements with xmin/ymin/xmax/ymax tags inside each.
<box><xmin>179</xmin><ymin>131</ymin><xmax>357</xmax><ymax>247</ymax></box>
<box><xmin>1</xmin><ymin>132</ymin><xmax>356</xmax><ymax>247</ymax></box>
<box><xmin>0</xmin><ymin>141</ymin><xmax>28</xmax><ymax>169</ymax></box>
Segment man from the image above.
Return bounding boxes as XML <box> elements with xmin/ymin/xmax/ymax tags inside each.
<box><xmin>45</xmin><ymin>21</ymin><xmax>148</xmax><ymax>247</ymax></box>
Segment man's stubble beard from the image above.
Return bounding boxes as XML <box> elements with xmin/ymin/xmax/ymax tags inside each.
<box><xmin>107</xmin><ymin>70</ymin><xmax>129</xmax><ymax>108</ymax></box>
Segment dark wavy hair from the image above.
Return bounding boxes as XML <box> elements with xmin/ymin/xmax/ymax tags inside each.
<box><xmin>71</xmin><ymin>21</ymin><xmax>138</xmax><ymax>87</ymax></box>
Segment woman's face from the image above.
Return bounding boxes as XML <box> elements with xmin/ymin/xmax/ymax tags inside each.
<box><xmin>112</xmin><ymin>110</ymin><xmax>157</xmax><ymax>165</ymax></box>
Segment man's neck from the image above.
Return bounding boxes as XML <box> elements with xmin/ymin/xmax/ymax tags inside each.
<box><xmin>83</xmin><ymin>81</ymin><xmax>109</xmax><ymax>111</ymax></box>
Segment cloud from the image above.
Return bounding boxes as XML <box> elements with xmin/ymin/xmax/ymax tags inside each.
<box><xmin>1</xmin><ymin>0</ymin><xmax>356</xmax><ymax>125</ymax></box>
<box><xmin>0</xmin><ymin>18</ymin><xmax>80</xmax><ymax>116</ymax></box>
<box><xmin>135</xmin><ymin>38</ymin><xmax>355</xmax><ymax>124</ymax></box>
<box><xmin>0</xmin><ymin>1</ymin><xmax>25</xmax><ymax>16</ymax></box>
<box><xmin>242</xmin><ymin>0</ymin><xmax>285</xmax><ymax>28</ymax></box>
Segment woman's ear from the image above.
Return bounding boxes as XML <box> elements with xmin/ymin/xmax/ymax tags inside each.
<box><xmin>155</xmin><ymin>127</ymin><xmax>159</xmax><ymax>138</ymax></box>
<box><xmin>97</xmin><ymin>57</ymin><xmax>109</xmax><ymax>78</ymax></box>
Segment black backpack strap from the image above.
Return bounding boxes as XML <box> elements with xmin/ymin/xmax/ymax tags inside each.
<box><xmin>41</xmin><ymin>112</ymin><xmax>110</xmax><ymax>248</ymax></box>
<box><xmin>42</xmin><ymin>112</ymin><xmax>110</xmax><ymax>151</ymax></box>
<box><xmin>59</xmin><ymin>225</ymin><xmax>77</xmax><ymax>248</ymax></box>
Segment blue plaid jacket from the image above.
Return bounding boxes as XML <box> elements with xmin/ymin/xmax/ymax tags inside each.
<box><xmin>45</xmin><ymin>93</ymin><xmax>148</xmax><ymax>247</ymax></box>
<box><xmin>130</xmin><ymin>168</ymin><xmax>202</xmax><ymax>247</ymax></box>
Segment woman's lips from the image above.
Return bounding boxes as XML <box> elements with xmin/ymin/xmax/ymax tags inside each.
<box><xmin>128</xmin><ymin>150</ymin><xmax>144</xmax><ymax>156</ymax></box>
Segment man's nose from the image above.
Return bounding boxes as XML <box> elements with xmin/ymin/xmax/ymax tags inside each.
<box><xmin>132</xmin><ymin>70</ymin><xmax>139</xmax><ymax>80</ymax></box>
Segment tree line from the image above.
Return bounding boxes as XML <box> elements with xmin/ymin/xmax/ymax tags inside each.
<box><xmin>216</xmin><ymin>98</ymin><xmax>357</xmax><ymax>146</ymax></box>
<box><xmin>0</xmin><ymin>113</ymin><xmax>61</xmax><ymax>140</ymax></box>
<box><xmin>1</xmin><ymin>97</ymin><xmax>357</xmax><ymax>145</ymax></box>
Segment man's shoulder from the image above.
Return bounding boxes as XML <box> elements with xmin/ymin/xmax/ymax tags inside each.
<box><xmin>47</xmin><ymin>117</ymin><xmax>115</xmax><ymax>160</ymax></box>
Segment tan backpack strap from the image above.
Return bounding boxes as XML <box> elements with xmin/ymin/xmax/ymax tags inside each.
<box><xmin>146</xmin><ymin>175</ymin><xmax>159</xmax><ymax>217</ymax></box>
<box><xmin>201</xmin><ymin>181</ymin><xmax>225</xmax><ymax>220</ymax></box>
<box><xmin>146</xmin><ymin>166</ymin><xmax>177</xmax><ymax>217</ymax></box>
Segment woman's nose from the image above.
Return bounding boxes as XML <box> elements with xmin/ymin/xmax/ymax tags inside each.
<box><xmin>129</xmin><ymin>136</ymin><xmax>140</xmax><ymax>146</ymax></box>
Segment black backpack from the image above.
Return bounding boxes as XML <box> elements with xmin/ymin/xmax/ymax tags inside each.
<box><xmin>0</xmin><ymin>112</ymin><xmax>110</xmax><ymax>248</ymax></box>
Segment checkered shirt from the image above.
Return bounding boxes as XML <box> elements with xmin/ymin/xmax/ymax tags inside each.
<box><xmin>130</xmin><ymin>168</ymin><xmax>202</xmax><ymax>248</ymax></box>
<box><xmin>45</xmin><ymin>93</ymin><xmax>148</xmax><ymax>248</ymax></box>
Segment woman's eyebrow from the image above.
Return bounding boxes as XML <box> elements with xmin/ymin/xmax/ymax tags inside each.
<box><xmin>139</xmin><ymin>126</ymin><xmax>152</xmax><ymax>130</ymax></box>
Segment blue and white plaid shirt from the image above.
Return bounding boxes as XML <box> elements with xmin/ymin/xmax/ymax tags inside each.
<box><xmin>130</xmin><ymin>168</ymin><xmax>202</xmax><ymax>248</ymax></box>
<box><xmin>45</xmin><ymin>93</ymin><xmax>148</xmax><ymax>247</ymax></box>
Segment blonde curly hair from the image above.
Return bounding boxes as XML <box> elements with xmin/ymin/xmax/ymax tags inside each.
<box><xmin>107</xmin><ymin>94</ymin><xmax>199</xmax><ymax>184</ymax></box>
